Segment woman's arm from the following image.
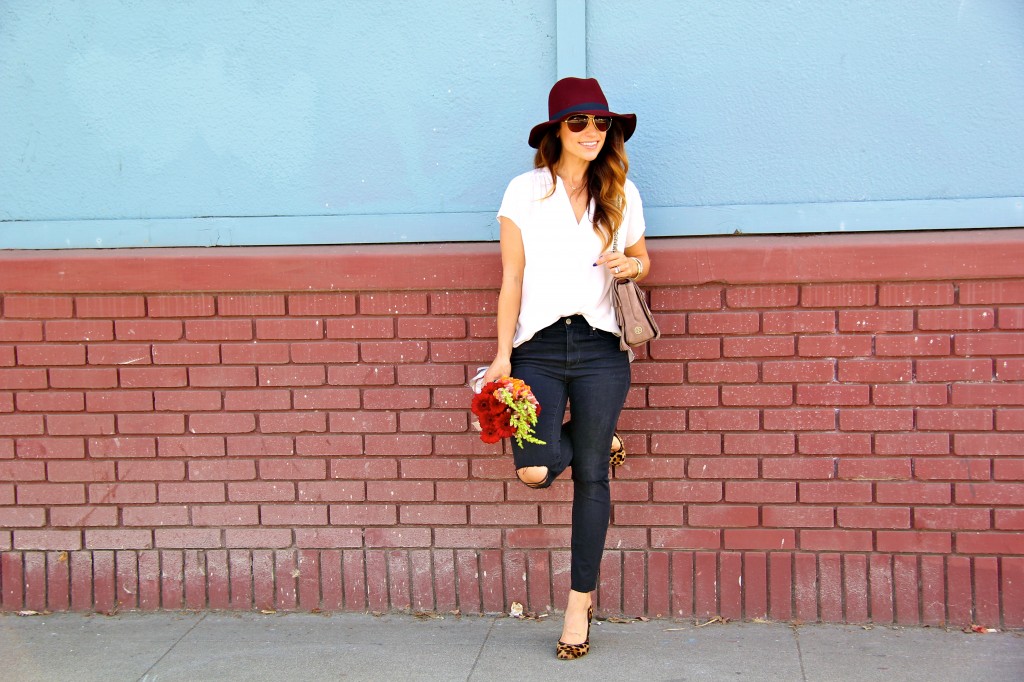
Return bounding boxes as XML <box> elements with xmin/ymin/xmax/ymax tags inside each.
<box><xmin>482</xmin><ymin>216</ymin><xmax>525</xmax><ymax>384</ymax></box>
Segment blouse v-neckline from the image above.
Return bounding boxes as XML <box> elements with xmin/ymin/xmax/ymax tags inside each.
<box><xmin>559</xmin><ymin>177</ymin><xmax>591</xmax><ymax>226</ymax></box>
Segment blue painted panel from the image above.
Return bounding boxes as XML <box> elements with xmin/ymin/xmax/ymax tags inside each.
<box><xmin>2</xmin><ymin>1</ymin><xmax>1022</xmax><ymax>249</ymax></box>
<box><xmin>0</xmin><ymin>0</ymin><xmax>555</xmax><ymax>236</ymax></box>
<box><xmin>556</xmin><ymin>0</ymin><xmax>587</xmax><ymax>77</ymax></box>
<box><xmin>588</xmin><ymin>0</ymin><xmax>1024</xmax><ymax>208</ymax></box>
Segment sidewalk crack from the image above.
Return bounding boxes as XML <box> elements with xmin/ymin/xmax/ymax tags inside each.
<box><xmin>794</xmin><ymin>626</ymin><xmax>808</xmax><ymax>682</ymax></box>
<box><xmin>136</xmin><ymin>612</ymin><xmax>208</xmax><ymax>682</ymax></box>
<box><xmin>466</xmin><ymin>616</ymin><xmax>497</xmax><ymax>681</ymax></box>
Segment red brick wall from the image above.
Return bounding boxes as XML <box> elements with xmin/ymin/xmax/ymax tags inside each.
<box><xmin>1</xmin><ymin>230</ymin><xmax>1022</xmax><ymax>626</ymax></box>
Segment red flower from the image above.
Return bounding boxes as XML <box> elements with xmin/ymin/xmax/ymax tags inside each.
<box><xmin>480</xmin><ymin>429</ymin><xmax>502</xmax><ymax>444</ymax></box>
<box><xmin>471</xmin><ymin>392</ymin><xmax>492</xmax><ymax>414</ymax></box>
<box><xmin>469</xmin><ymin>377</ymin><xmax>545</xmax><ymax>448</ymax></box>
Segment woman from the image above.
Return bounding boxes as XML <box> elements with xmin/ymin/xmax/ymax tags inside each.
<box><xmin>481</xmin><ymin>77</ymin><xmax>650</xmax><ymax>660</ymax></box>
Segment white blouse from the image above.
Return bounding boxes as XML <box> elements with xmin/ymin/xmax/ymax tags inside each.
<box><xmin>497</xmin><ymin>168</ymin><xmax>647</xmax><ymax>347</ymax></box>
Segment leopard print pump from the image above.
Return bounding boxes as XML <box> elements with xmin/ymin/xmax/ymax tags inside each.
<box><xmin>610</xmin><ymin>432</ymin><xmax>626</xmax><ymax>468</ymax></box>
<box><xmin>556</xmin><ymin>606</ymin><xmax>594</xmax><ymax>660</ymax></box>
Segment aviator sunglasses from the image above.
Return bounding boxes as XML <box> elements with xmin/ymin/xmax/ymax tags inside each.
<box><xmin>563</xmin><ymin>114</ymin><xmax>613</xmax><ymax>133</ymax></box>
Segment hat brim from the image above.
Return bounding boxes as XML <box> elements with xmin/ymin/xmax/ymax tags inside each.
<box><xmin>528</xmin><ymin>111</ymin><xmax>636</xmax><ymax>148</ymax></box>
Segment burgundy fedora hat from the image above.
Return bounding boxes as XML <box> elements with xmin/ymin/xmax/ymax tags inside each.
<box><xmin>528</xmin><ymin>77</ymin><xmax>637</xmax><ymax>148</ymax></box>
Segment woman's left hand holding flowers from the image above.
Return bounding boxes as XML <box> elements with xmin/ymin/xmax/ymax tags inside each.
<box><xmin>480</xmin><ymin>357</ymin><xmax>511</xmax><ymax>388</ymax></box>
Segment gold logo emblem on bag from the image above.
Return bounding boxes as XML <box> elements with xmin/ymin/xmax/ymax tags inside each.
<box><xmin>634</xmin><ymin>326</ymin><xmax>644</xmax><ymax>335</ymax></box>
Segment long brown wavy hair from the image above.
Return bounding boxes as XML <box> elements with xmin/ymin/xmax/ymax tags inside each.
<box><xmin>534</xmin><ymin>122</ymin><xmax>629</xmax><ymax>251</ymax></box>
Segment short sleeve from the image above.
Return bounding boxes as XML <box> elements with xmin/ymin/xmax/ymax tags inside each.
<box><xmin>497</xmin><ymin>175</ymin><xmax>527</xmax><ymax>228</ymax></box>
<box><xmin>622</xmin><ymin>180</ymin><xmax>647</xmax><ymax>249</ymax></box>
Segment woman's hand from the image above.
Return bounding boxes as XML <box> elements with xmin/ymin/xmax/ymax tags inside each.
<box><xmin>595</xmin><ymin>251</ymin><xmax>639</xmax><ymax>280</ymax></box>
<box><xmin>595</xmin><ymin>236</ymin><xmax>650</xmax><ymax>282</ymax></box>
<box><xmin>481</xmin><ymin>357</ymin><xmax>512</xmax><ymax>386</ymax></box>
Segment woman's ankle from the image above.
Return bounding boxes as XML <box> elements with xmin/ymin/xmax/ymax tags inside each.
<box><xmin>565</xmin><ymin>589</ymin><xmax>592</xmax><ymax>609</ymax></box>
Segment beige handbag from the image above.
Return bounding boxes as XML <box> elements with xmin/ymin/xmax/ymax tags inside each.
<box><xmin>610</xmin><ymin>226</ymin><xmax>660</xmax><ymax>351</ymax></box>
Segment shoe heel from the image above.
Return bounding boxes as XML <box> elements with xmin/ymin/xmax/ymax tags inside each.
<box><xmin>610</xmin><ymin>432</ymin><xmax>626</xmax><ymax>468</ymax></box>
<box><xmin>556</xmin><ymin>605</ymin><xmax>593</xmax><ymax>660</ymax></box>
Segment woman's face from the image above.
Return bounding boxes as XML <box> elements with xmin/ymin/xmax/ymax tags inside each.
<box><xmin>557</xmin><ymin>115</ymin><xmax>608</xmax><ymax>165</ymax></box>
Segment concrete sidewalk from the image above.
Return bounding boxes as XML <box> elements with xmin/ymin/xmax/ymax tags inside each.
<box><xmin>2</xmin><ymin>611</ymin><xmax>1021</xmax><ymax>681</ymax></box>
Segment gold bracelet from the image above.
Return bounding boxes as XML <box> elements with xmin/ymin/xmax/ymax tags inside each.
<box><xmin>631</xmin><ymin>257</ymin><xmax>644</xmax><ymax>279</ymax></box>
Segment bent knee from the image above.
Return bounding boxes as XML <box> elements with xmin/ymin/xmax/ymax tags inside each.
<box><xmin>516</xmin><ymin>466</ymin><xmax>550</xmax><ymax>488</ymax></box>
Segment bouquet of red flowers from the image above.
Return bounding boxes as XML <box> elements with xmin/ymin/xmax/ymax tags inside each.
<box><xmin>470</xmin><ymin>376</ymin><xmax>545</xmax><ymax>448</ymax></box>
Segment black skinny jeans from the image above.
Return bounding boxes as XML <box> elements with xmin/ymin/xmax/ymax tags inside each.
<box><xmin>510</xmin><ymin>315</ymin><xmax>631</xmax><ymax>592</ymax></box>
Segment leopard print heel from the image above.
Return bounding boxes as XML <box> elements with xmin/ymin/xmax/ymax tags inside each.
<box><xmin>610</xmin><ymin>432</ymin><xmax>626</xmax><ymax>468</ymax></box>
<box><xmin>556</xmin><ymin>606</ymin><xmax>593</xmax><ymax>660</ymax></box>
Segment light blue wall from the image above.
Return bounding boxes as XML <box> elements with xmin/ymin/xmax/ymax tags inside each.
<box><xmin>0</xmin><ymin>0</ymin><xmax>555</xmax><ymax>246</ymax></box>
<box><xmin>590</xmin><ymin>0</ymin><xmax>1024</xmax><ymax>232</ymax></box>
<box><xmin>1</xmin><ymin>0</ymin><xmax>1022</xmax><ymax>248</ymax></box>
<box><xmin>591</xmin><ymin>0</ymin><xmax>1024</xmax><ymax>236</ymax></box>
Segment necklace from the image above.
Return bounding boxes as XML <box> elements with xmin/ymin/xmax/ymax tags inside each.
<box><xmin>560</xmin><ymin>175</ymin><xmax>585</xmax><ymax>193</ymax></box>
